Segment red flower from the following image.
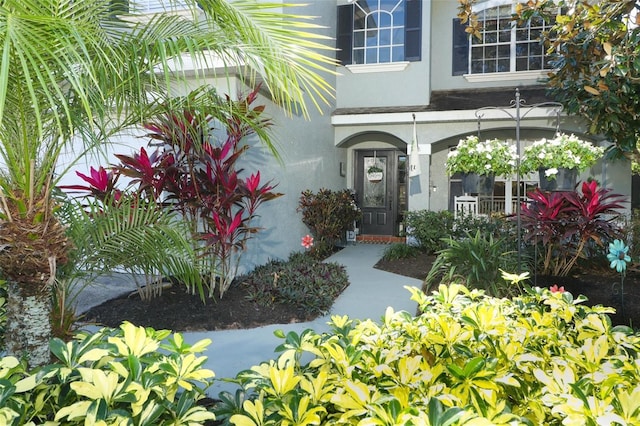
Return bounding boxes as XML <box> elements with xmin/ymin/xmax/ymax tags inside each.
<box><xmin>550</xmin><ymin>284</ymin><xmax>565</xmax><ymax>293</ymax></box>
<box><xmin>301</xmin><ymin>235</ymin><xmax>314</xmax><ymax>249</ymax></box>
<box><xmin>75</xmin><ymin>166</ymin><xmax>112</xmax><ymax>192</ymax></box>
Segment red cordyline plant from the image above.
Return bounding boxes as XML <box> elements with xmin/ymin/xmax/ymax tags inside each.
<box><xmin>520</xmin><ymin>180</ymin><xmax>627</xmax><ymax>276</ymax></box>
<box><xmin>65</xmin><ymin>88</ymin><xmax>282</xmax><ymax>298</ymax></box>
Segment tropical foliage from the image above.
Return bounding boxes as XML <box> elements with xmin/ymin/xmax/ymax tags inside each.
<box><xmin>520</xmin><ymin>133</ymin><xmax>605</xmax><ymax>175</ymax></box>
<box><xmin>215</xmin><ymin>284</ymin><xmax>640</xmax><ymax>425</ymax></box>
<box><xmin>520</xmin><ymin>181</ymin><xmax>627</xmax><ymax>276</ymax></box>
<box><xmin>445</xmin><ymin>136</ymin><xmax>518</xmax><ymax>177</ymax></box>
<box><xmin>56</xmin><ymin>197</ymin><xmax>202</xmax><ymax>301</ymax></box>
<box><xmin>0</xmin><ymin>0</ymin><xmax>336</xmax><ymax>364</ymax></box>
<box><xmin>298</xmin><ymin>189</ymin><xmax>361</xmax><ymax>258</ymax></box>
<box><xmin>240</xmin><ymin>252</ymin><xmax>349</xmax><ymax>317</ymax></box>
<box><xmin>0</xmin><ymin>322</ymin><xmax>216</xmax><ymax>425</ymax></box>
<box><xmin>64</xmin><ymin>88</ymin><xmax>282</xmax><ymax>299</ymax></box>
<box><xmin>425</xmin><ymin>230</ymin><xmax>520</xmax><ymax>297</ymax></box>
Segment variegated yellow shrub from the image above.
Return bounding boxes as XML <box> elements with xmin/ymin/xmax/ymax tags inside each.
<box><xmin>0</xmin><ymin>322</ymin><xmax>216</xmax><ymax>425</ymax></box>
<box><xmin>216</xmin><ymin>284</ymin><xmax>640</xmax><ymax>425</ymax></box>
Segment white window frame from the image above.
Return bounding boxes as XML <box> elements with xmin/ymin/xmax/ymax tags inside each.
<box><xmin>352</xmin><ymin>0</ymin><xmax>405</xmax><ymax>65</ymax></box>
<box><xmin>464</xmin><ymin>0</ymin><xmax>556</xmax><ymax>81</ymax></box>
<box><xmin>136</xmin><ymin>0</ymin><xmax>189</xmax><ymax>13</ymax></box>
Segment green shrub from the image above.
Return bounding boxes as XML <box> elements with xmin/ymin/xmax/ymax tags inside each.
<box><xmin>0</xmin><ymin>322</ymin><xmax>216</xmax><ymax>425</ymax></box>
<box><xmin>215</xmin><ymin>284</ymin><xmax>640</xmax><ymax>425</ymax></box>
<box><xmin>298</xmin><ymin>189</ymin><xmax>361</xmax><ymax>258</ymax></box>
<box><xmin>381</xmin><ymin>242</ymin><xmax>423</xmax><ymax>260</ymax></box>
<box><xmin>450</xmin><ymin>213</ymin><xmax>515</xmax><ymax>243</ymax></box>
<box><xmin>628</xmin><ymin>208</ymin><xmax>640</xmax><ymax>263</ymax></box>
<box><xmin>424</xmin><ymin>230</ymin><xmax>520</xmax><ymax>297</ymax></box>
<box><xmin>404</xmin><ymin>210</ymin><xmax>455</xmax><ymax>254</ymax></box>
<box><xmin>240</xmin><ymin>252</ymin><xmax>349</xmax><ymax>316</ymax></box>
<box><xmin>0</xmin><ymin>280</ymin><xmax>5</xmax><ymax>350</ymax></box>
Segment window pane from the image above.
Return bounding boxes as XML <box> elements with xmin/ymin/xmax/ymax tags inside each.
<box><xmin>393</xmin><ymin>28</ymin><xmax>404</xmax><ymax>44</ymax></box>
<box><xmin>354</xmin><ymin>31</ymin><xmax>365</xmax><ymax>48</ymax></box>
<box><xmin>379</xmin><ymin>29</ymin><xmax>391</xmax><ymax>45</ymax></box>
<box><xmin>485</xmin><ymin>31</ymin><xmax>497</xmax><ymax>44</ymax></box>
<box><xmin>516</xmin><ymin>57</ymin><xmax>528</xmax><ymax>71</ymax></box>
<box><xmin>366</xmin><ymin>48</ymin><xmax>377</xmax><ymax>63</ymax></box>
<box><xmin>364</xmin><ymin>157</ymin><xmax>387</xmax><ymax>208</ymax></box>
<box><xmin>485</xmin><ymin>60</ymin><xmax>496</xmax><ymax>73</ymax></box>
<box><xmin>485</xmin><ymin>19</ymin><xmax>497</xmax><ymax>31</ymax></box>
<box><xmin>499</xmin><ymin>28</ymin><xmax>511</xmax><ymax>42</ymax></box>
<box><xmin>497</xmin><ymin>59</ymin><xmax>510</xmax><ymax>72</ymax></box>
<box><xmin>366</xmin><ymin>30</ymin><xmax>378</xmax><ymax>47</ymax></box>
<box><xmin>392</xmin><ymin>46</ymin><xmax>403</xmax><ymax>62</ymax></box>
<box><xmin>529</xmin><ymin>56</ymin><xmax>542</xmax><ymax>69</ymax></box>
<box><xmin>379</xmin><ymin>47</ymin><xmax>391</xmax><ymax>62</ymax></box>
<box><xmin>380</xmin><ymin>0</ymin><xmax>398</xmax><ymax>12</ymax></box>
<box><xmin>471</xmin><ymin>60</ymin><xmax>484</xmax><ymax>73</ymax></box>
<box><xmin>353</xmin><ymin>49</ymin><xmax>365</xmax><ymax>64</ymax></box>
<box><xmin>497</xmin><ymin>45</ymin><xmax>510</xmax><ymax>58</ymax></box>
<box><xmin>516</xmin><ymin>28</ymin><xmax>529</xmax><ymax>41</ymax></box>
<box><xmin>498</xmin><ymin>17</ymin><xmax>511</xmax><ymax>31</ymax></box>
<box><xmin>485</xmin><ymin>46</ymin><xmax>497</xmax><ymax>59</ymax></box>
<box><xmin>530</xmin><ymin>28</ymin><xmax>542</xmax><ymax>41</ymax></box>
<box><xmin>379</xmin><ymin>11</ymin><xmax>391</xmax><ymax>27</ymax></box>
<box><xmin>471</xmin><ymin>47</ymin><xmax>483</xmax><ymax>60</ymax></box>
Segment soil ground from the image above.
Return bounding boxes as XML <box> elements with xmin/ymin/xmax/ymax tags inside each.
<box><xmin>81</xmin><ymin>253</ymin><xmax>640</xmax><ymax>331</ymax></box>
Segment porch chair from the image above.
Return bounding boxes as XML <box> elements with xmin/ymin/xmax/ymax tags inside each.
<box><xmin>454</xmin><ymin>195</ymin><xmax>479</xmax><ymax>219</ymax></box>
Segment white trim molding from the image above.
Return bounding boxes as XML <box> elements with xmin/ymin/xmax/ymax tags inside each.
<box><xmin>345</xmin><ymin>62</ymin><xmax>410</xmax><ymax>74</ymax></box>
<box><xmin>464</xmin><ymin>70</ymin><xmax>550</xmax><ymax>83</ymax></box>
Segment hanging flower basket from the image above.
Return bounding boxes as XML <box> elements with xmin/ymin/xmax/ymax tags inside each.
<box><xmin>538</xmin><ymin>167</ymin><xmax>578</xmax><ymax>192</ymax></box>
<box><xmin>446</xmin><ymin>136</ymin><xmax>518</xmax><ymax>178</ymax></box>
<box><xmin>461</xmin><ymin>172</ymin><xmax>495</xmax><ymax>195</ymax></box>
<box><xmin>520</xmin><ymin>133</ymin><xmax>604</xmax><ymax>175</ymax></box>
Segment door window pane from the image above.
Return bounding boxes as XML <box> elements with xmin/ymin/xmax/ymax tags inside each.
<box><xmin>364</xmin><ymin>157</ymin><xmax>387</xmax><ymax>207</ymax></box>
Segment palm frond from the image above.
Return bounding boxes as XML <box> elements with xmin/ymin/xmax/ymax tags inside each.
<box><xmin>58</xmin><ymin>197</ymin><xmax>205</xmax><ymax>300</ymax></box>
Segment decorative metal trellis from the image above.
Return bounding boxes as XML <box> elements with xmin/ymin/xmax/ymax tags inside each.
<box><xmin>474</xmin><ymin>88</ymin><xmax>563</xmax><ymax>272</ymax></box>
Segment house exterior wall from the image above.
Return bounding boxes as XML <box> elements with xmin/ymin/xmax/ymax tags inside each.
<box><xmin>335</xmin><ymin>0</ymin><xmax>431</xmax><ymax>109</ymax></box>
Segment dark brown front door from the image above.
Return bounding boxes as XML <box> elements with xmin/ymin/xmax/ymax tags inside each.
<box><xmin>355</xmin><ymin>149</ymin><xmax>405</xmax><ymax>236</ymax></box>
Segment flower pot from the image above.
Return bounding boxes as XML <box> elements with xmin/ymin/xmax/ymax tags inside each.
<box><xmin>367</xmin><ymin>171</ymin><xmax>383</xmax><ymax>183</ymax></box>
<box><xmin>538</xmin><ymin>167</ymin><xmax>578</xmax><ymax>192</ymax></box>
<box><xmin>461</xmin><ymin>173</ymin><xmax>495</xmax><ymax>195</ymax></box>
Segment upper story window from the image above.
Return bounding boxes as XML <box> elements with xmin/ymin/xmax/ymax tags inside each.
<box><xmin>337</xmin><ymin>0</ymin><xmax>422</xmax><ymax>66</ymax></box>
<box><xmin>453</xmin><ymin>1</ymin><xmax>557</xmax><ymax>76</ymax></box>
<box><xmin>133</xmin><ymin>0</ymin><xmax>189</xmax><ymax>13</ymax></box>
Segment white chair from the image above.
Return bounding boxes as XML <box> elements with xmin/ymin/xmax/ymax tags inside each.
<box><xmin>454</xmin><ymin>195</ymin><xmax>478</xmax><ymax>219</ymax></box>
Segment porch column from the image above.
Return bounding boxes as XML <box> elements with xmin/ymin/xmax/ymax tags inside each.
<box><xmin>505</xmin><ymin>177</ymin><xmax>513</xmax><ymax>214</ymax></box>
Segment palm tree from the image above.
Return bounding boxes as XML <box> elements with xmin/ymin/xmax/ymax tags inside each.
<box><xmin>0</xmin><ymin>0</ymin><xmax>335</xmax><ymax>367</ymax></box>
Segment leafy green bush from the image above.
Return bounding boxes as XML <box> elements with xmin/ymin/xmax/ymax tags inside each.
<box><xmin>520</xmin><ymin>181</ymin><xmax>626</xmax><ymax>276</ymax></box>
<box><xmin>404</xmin><ymin>210</ymin><xmax>455</xmax><ymax>254</ymax></box>
<box><xmin>240</xmin><ymin>252</ymin><xmax>349</xmax><ymax>316</ymax></box>
<box><xmin>298</xmin><ymin>189</ymin><xmax>361</xmax><ymax>258</ymax></box>
<box><xmin>0</xmin><ymin>280</ymin><xmax>5</xmax><ymax>350</ymax></box>
<box><xmin>628</xmin><ymin>208</ymin><xmax>640</xmax><ymax>263</ymax></box>
<box><xmin>0</xmin><ymin>322</ymin><xmax>216</xmax><ymax>425</ymax></box>
<box><xmin>215</xmin><ymin>284</ymin><xmax>640</xmax><ymax>425</ymax></box>
<box><xmin>450</xmin><ymin>213</ymin><xmax>515</xmax><ymax>243</ymax></box>
<box><xmin>380</xmin><ymin>242</ymin><xmax>423</xmax><ymax>260</ymax></box>
<box><xmin>424</xmin><ymin>230</ymin><xmax>520</xmax><ymax>297</ymax></box>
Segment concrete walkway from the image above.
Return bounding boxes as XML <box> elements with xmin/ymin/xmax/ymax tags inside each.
<box><xmin>77</xmin><ymin>244</ymin><xmax>422</xmax><ymax>397</ymax></box>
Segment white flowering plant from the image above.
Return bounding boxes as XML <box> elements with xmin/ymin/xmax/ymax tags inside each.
<box><xmin>445</xmin><ymin>136</ymin><xmax>518</xmax><ymax>177</ymax></box>
<box><xmin>520</xmin><ymin>133</ymin><xmax>604</xmax><ymax>177</ymax></box>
